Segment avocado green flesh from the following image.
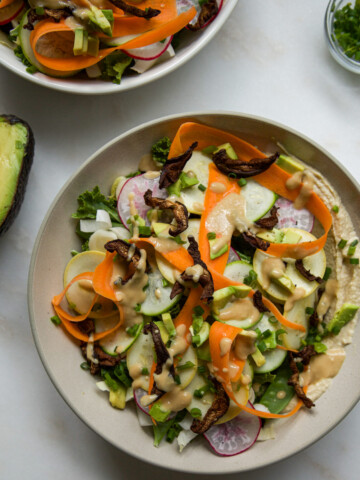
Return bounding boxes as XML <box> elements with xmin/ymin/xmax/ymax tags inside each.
<box><xmin>0</xmin><ymin>121</ymin><xmax>27</xmax><ymax>225</ymax></box>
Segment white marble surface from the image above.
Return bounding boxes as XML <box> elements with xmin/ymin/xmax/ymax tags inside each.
<box><xmin>1</xmin><ymin>0</ymin><xmax>360</xmax><ymax>478</ymax></box>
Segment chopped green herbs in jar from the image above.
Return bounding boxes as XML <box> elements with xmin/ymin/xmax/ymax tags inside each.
<box><xmin>333</xmin><ymin>1</ymin><xmax>360</xmax><ymax>62</ymax></box>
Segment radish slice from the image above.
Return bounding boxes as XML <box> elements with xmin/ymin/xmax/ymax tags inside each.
<box><xmin>122</xmin><ymin>36</ymin><xmax>173</xmax><ymax>61</ymax></box>
<box><xmin>133</xmin><ymin>388</ymin><xmax>151</xmax><ymax>415</ymax></box>
<box><xmin>228</xmin><ymin>247</ymin><xmax>240</xmax><ymax>264</ymax></box>
<box><xmin>204</xmin><ymin>402</ymin><xmax>261</xmax><ymax>456</ymax></box>
<box><xmin>177</xmin><ymin>0</ymin><xmax>224</xmax><ymax>30</ymax></box>
<box><xmin>275</xmin><ymin>197</ymin><xmax>314</xmax><ymax>232</ymax></box>
<box><xmin>117</xmin><ymin>174</ymin><xmax>166</xmax><ymax>229</ymax></box>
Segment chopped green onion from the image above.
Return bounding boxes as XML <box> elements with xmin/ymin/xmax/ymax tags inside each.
<box><xmin>347</xmin><ymin>246</ymin><xmax>356</xmax><ymax>256</ymax></box>
<box><xmin>126</xmin><ymin>324</ymin><xmax>140</xmax><ymax>336</ymax></box>
<box><xmin>190</xmin><ymin>408</ymin><xmax>202</xmax><ymax>418</ymax></box>
<box><xmin>134</xmin><ymin>303</ymin><xmax>141</xmax><ymax>312</ymax></box>
<box><xmin>305</xmin><ymin>307</ymin><xmax>314</xmax><ymax>315</ymax></box>
<box><xmin>138</xmin><ymin>226</ymin><xmax>151</xmax><ymax>237</ymax></box>
<box><xmin>50</xmin><ymin>315</ymin><xmax>61</xmax><ymax>326</ymax></box>
<box><xmin>332</xmin><ymin>205</ymin><xmax>339</xmax><ymax>213</ymax></box>
<box><xmin>162</xmin><ymin>278</ymin><xmax>170</xmax><ymax>288</ymax></box>
<box><xmin>350</xmin><ymin>258</ymin><xmax>359</xmax><ymax>265</ymax></box>
<box><xmin>262</xmin><ymin>329</ymin><xmax>272</xmax><ymax>339</ymax></box>
<box><xmin>198</xmin><ymin>184</ymin><xmax>206</xmax><ymax>192</ymax></box>
<box><xmin>268</xmin><ymin>316</ymin><xmax>278</xmax><ymax>325</ymax></box>
<box><xmin>257</xmin><ymin>340</ymin><xmax>267</xmax><ymax>353</ymax></box>
<box><xmin>197</xmin><ymin>365</ymin><xmax>207</xmax><ymax>375</ymax></box>
<box><xmin>338</xmin><ymin>239</ymin><xmax>347</xmax><ymax>249</ymax></box>
<box><xmin>207</xmin><ymin>232</ymin><xmax>216</xmax><ymax>240</ymax></box>
<box><xmin>71</xmin><ymin>250</ymin><xmax>79</xmax><ymax>256</ymax></box>
<box><xmin>243</xmin><ymin>269</ymin><xmax>257</xmax><ymax>287</ymax></box>
<box><xmin>202</xmin><ymin>145</ymin><xmax>217</xmax><ymax>155</ymax></box>
<box><xmin>174</xmin><ymin>374</ymin><xmax>181</xmax><ymax>385</ymax></box>
<box><xmin>174</xmin><ymin>236</ymin><xmax>186</xmax><ymax>245</ymax></box>
<box><xmin>80</xmin><ymin>362</ymin><xmax>90</xmax><ymax>370</ymax></box>
<box><xmin>227</xmin><ymin>173</ymin><xmax>237</xmax><ymax>179</ymax></box>
<box><xmin>314</xmin><ymin>342</ymin><xmax>327</xmax><ymax>354</ymax></box>
<box><xmin>193</xmin><ymin>305</ymin><xmax>204</xmax><ymax>316</ymax></box>
<box><xmin>237</xmin><ymin>178</ymin><xmax>247</xmax><ymax>187</ymax></box>
<box><xmin>323</xmin><ymin>267</ymin><xmax>332</xmax><ymax>281</ymax></box>
<box><xmin>350</xmin><ymin>239</ymin><xmax>359</xmax><ymax>247</ymax></box>
<box><xmin>176</xmin><ymin>361</ymin><xmax>195</xmax><ymax>371</ymax></box>
<box><xmin>141</xmin><ymin>367</ymin><xmax>149</xmax><ymax>375</ymax></box>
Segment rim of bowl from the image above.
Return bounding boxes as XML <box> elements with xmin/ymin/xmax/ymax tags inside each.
<box><xmin>324</xmin><ymin>0</ymin><xmax>360</xmax><ymax>74</ymax></box>
<box><xmin>0</xmin><ymin>0</ymin><xmax>238</xmax><ymax>95</ymax></box>
<box><xmin>28</xmin><ymin>111</ymin><xmax>360</xmax><ymax>473</ymax></box>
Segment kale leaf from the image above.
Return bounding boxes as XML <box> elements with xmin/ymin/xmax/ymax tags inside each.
<box><xmin>151</xmin><ymin>136</ymin><xmax>171</xmax><ymax>165</ymax></box>
<box><xmin>72</xmin><ymin>186</ymin><xmax>120</xmax><ymax>223</ymax></box>
<box><xmin>99</xmin><ymin>52</ymin><xmax>132</xmax><ymax>84</ymax></box>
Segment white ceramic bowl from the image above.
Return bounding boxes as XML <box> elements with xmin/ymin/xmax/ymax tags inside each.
<box><xmin>0</xmin><ymin>1</ymin><xmax>237</xmax><ymax>95</ymax></box>
<box><xmin>28</xmin><ymin>112</ymin><xmax>360</xmax><ymax>473</ymax></box>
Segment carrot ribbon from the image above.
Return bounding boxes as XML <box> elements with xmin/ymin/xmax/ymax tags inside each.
<box><xmin>30</xmin><ymin>7</ymin><xmax>196</xmax><ymax>72</ymax></box>
<box><xmin>169</xmin><ymin>122</ymin><xmax>333</xmax><ymax>259</ymax></box>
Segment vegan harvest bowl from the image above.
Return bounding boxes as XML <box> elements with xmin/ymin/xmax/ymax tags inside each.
<box><xmin>0</xmin><ymin>0</ymin><xmax>227</xmax><ymax>84</ymax></box>
<box><xmin>47</xmin><ymin>120</ymin><xmax>359</xmax><ymax>457</ymax></box>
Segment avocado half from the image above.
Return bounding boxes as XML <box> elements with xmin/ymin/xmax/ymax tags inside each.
<box><xmin>0</xmin><ymin>114</ymin><xmax>34</xmax><ymax>235</ymax></box>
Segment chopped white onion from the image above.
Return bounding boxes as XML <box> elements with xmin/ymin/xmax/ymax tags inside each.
<box><xmin>96</xmin><ymin>381</ymin><xmax>110</xmax><ymax>392</ymax></box>
<box><xmin>177</xmin><ymin>430</ymin><xmax>198</xmax><ymax>452</ymax></box>
<box><xmin>136</xmin><ymin>407</ymin><xmax>153</xmax><ymax>427</ymax></box>
<box><xmin>96</xmin><ymin>209</ymin><xmax>112</xmax><ymax>227</ymax></box>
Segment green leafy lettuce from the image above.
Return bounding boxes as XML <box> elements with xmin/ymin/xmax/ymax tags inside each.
<box><xmin>99</xmin><ymin>52</ymin><xmax>132</xmax><ymax>84</ymax></box>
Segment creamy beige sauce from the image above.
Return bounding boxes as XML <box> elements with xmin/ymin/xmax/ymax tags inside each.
<box><xmin>317</xmin><ymin>279</ymin><xmax>338</xmax><ymax>320</ymax></box>
<box><xmin>233</xmin><ymin>331</ymin><xmax>257</xmax><ymax>361</ymax></box>
<box><xmin>112</xmin><ymin>250</ymin><xmax>148</xmax><ymax>334</ymax></box>
<box><xmin>150</xmin><ymin>237</ymin><xmax>181</xmax><ymax>253</ymax></box>
<box><xmin>219</xmin><ymin>297</ymin><xmax>260</xmax><ymax>324</ymax></box>
<box><xmin>154</xmin><ymin>359</ymin><xmax>176</xmax><ymax>392</ymax></box>
<box><xmin>220</xmin><ymin>337</ymin><xmax>233</xmax><ymax>356</ymax></box>
<box><xmin>229</xmin><ymin>361</ymin><xmax>240</xmax><ymax>380</ymax></box>
<box><xmin>288</xmin><ymin>244</ymin><xmax>319</xmax><ymax>260</ymax></box>
<box><xmin>193</xmin><ymin>202</ymin><xmax>205</xmax><ymax>213</ymax></box>
<box><xmin>276</xmin><ymin>390</ymin><xmax>286</xmax><ymax>399</ymax></box>
<box><xmin>154</xmin><ymin>288</ymin><xmax>162</xmax><ymax>299</ymax></box>
<box><xmin>129</xmin><ymin>363</ymin><xmax>145</xmax><ymax>390</ymax></box>
<box><xmin>284</xmin><ymin>287</ymin><xmax>306</xmax><ymax>312</ymax></box>
<box><xmin>240</xmin><ymin>374</ymin><xmax>252</xmax><ymax>385</ymax></box>
<box><xmin>286</xmin><ymin>170</ymin><xmax>315</xmax><ymax>210</ymax></box>
<box><xmin>159</xmin><ymin>386</ymin><xmax>192</xmax><ymax>412</ymax></box>
<box><xmin>128</xmin><ymin>192</ymin><xmax>140</xmax><ymax>238</ymax></box>
<box><xmin>138</xmin><ymin>153</ymin><xmax>161</xmax><ymax>172</ymax></box>
<box><xmin>78</xmin><ymin>279</ymin><xmax>94</xmax><ymax>292</ymax></box>
<box><xmin>144</xmin><ymin>171</ymin><xmax>160</xmax><ymax>180</ymax></box>
<box><xmin>301</xmin><ymin>348</ymin><xmax>345</xmax><ymax>386</ymax></box>
<box><xmin>169</xmin><ymin>324</ymin><xmax>188</xmax><ymax>358</ymax></box>
<box><xmin>184</xmin><ymin>264</ymin><xmax>204</xmax><ymax>283</ymax></box>
<box><xmin>140</xmin><ymin>394</ymin><xmax>158</xmax><ymax>407</ymax></box>
<box><xmin>205</xmin><ymin>193</ymin><xmax>254</xmax><ymax>255</ymax></box>
<box><xmin>210</xmin><ymin>182</ymin><xmax>227</xmax><ymax>194</ymax></box>
<box><xmin>261</xmin><ymin>257</ymin><xmax>286</xmax><ymax>289</ymax></box>
<box><xmin>86</xmin><ymin>334</ymin><xmax>99</xmax><ymax>364</ymax></box>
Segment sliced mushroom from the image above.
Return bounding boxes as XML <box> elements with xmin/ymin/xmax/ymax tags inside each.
<box><xmin>187</xmin><ymin>0</ymin><xmax>218</xmax><ymax>31</ymax></box>
<box><xmin>159</xmin><ymin>142</ymin><xmax>198</xmax><ymax>188</ymax></box>
<box><xmin>295</xmin><ymin>259</ymin><xmax>323</xmax><ymax>284</ymax></box>
<box><xmin>191</xmin><ymin>377</ymin><xmax>229</xmax><ymax>434</ymax></box>
<box><xmin>252</xmin><ymin>290</ymin><xmax>269</xmax><ymax>313</ymax></box>
<box><xmin>242</xmin><ymin>231</ymin><xmax>270</xmax><ymax>251</ymax></box>
<box><xmin>109</xmin><ymin>0</ymin><xmax>160</xmax><ymax>19</ymax></box>
<box><xmin>24</xmin><ymin>8</ymin><xmax>72</xmax><ymax>30</ymax></box>
<box><xmin>288</xmin><ymin>352</ymin><xmax>315</xmax><ymax>409</ymax></box>
<box><xmin>170</xmin><ymin>236</ymin><xmax>214</xmax><ymax>303</ymax></box>
<box><xmin>143</xmin><ymin>189</ymin><xmax>188</xmax><ymax>237</ymax></box>
<box><xmin>255</xmin><ymin>206</ymin><xmax>279</xmax><ymax>230</ymax></box>
<box><xmin>212</xmin><ymin>150</ymin><xmax>279</xmax><ymax>178</ymax></box>
<box><xmin>143</xmin><ymin>322</ymin><xmax>175</xmax><ymax>395</ymax></box>
<box><xmin>105</xmin><ymin>239</ymin><xmax>144</xmax><ymax>282</ymax></box>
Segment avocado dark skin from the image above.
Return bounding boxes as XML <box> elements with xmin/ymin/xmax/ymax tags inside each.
<box><xmin>0</xmin><ymin>115</ymin><xmax>34</xmax><ymax>235</ymax></box>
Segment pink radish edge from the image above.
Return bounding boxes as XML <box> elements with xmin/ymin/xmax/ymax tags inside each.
<box><xmin>204</xmin><ymin>402</ymin><xmax>261</xmax><ymax>457</ymax></box>
<box><xmin>133</xmin><ymin>388</ymin><xmax>151</xmax><ymax>415</ymax></box>
<box><xmin>122</xmin><ymin>36</ymin><xmax>173</xmax><ymax>61</ymax></box>
<box><xmin>185</xmin><ymin>0</ymin><xmax>224</xmax><ymax>30</ymax></box>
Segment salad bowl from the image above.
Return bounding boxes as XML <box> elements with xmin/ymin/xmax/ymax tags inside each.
<box><xmin>28</xmin><ymin>112</ymin><xmax>360</xmax><ymax>473</ymax></box>
<box><xmin>0</xmin><ymin>0</ymin><xmax>237</xmax><ymax>95</ymax></box>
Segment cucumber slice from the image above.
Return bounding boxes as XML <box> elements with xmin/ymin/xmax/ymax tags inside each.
<box><xmin>282</xmin><ymin>292</ymin><xmax>315</xmax><ymax>350</ymax></box>
<box><xmin>140</xmin><ymin>269</ymin><xmax>181</xmax><ymax>316</ymax></box>
<box><xmin>155</xmin><ymin>252</ymin><xmax>181</xmax><ymax>284</ymax></box>
<box><xmin>179</xmin><ymin>151</ymin><xmax>212</xmax><ymax>214</ymax></box>
<box><xmin>19</xmin><ymin>11</ymin><xmax>80</xmax><ymax>77</ymax></box>
<box><xmin>99</xmin><ymin>322</ymin><xmax>142</xmax><ymax>355</ymax></box>
<box><xmin>224</xmin><ymin>260</ymin><xmax>252</xmax><ymax>284</ymax></box>
<box><xmin>177</xmin><ymin>345</ymin><xmax>198</xmax><ymax>389</ymax></box>
<box><xmin>126</xmin><ymin>331</ymin><xmax>154</xmax><ymax>391</ymax></box>
<box><xmin>64</xmin><ymin>250</ymin><xmax>115</xmax><ymax>317</ymax></box>
<box><xmin>253</xmin><ymin>228</ymin><xmax>326</xmax><ymax>303</ymax></box>
<box><xmin>253</xmin><ymin>348</ymin><xmax>287</xmax><ymax>374</ymax></box>
<box><xmin>241</xmin><ymin>180</ymin><xmax>277</xmax><ymax>222</ymax></box>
